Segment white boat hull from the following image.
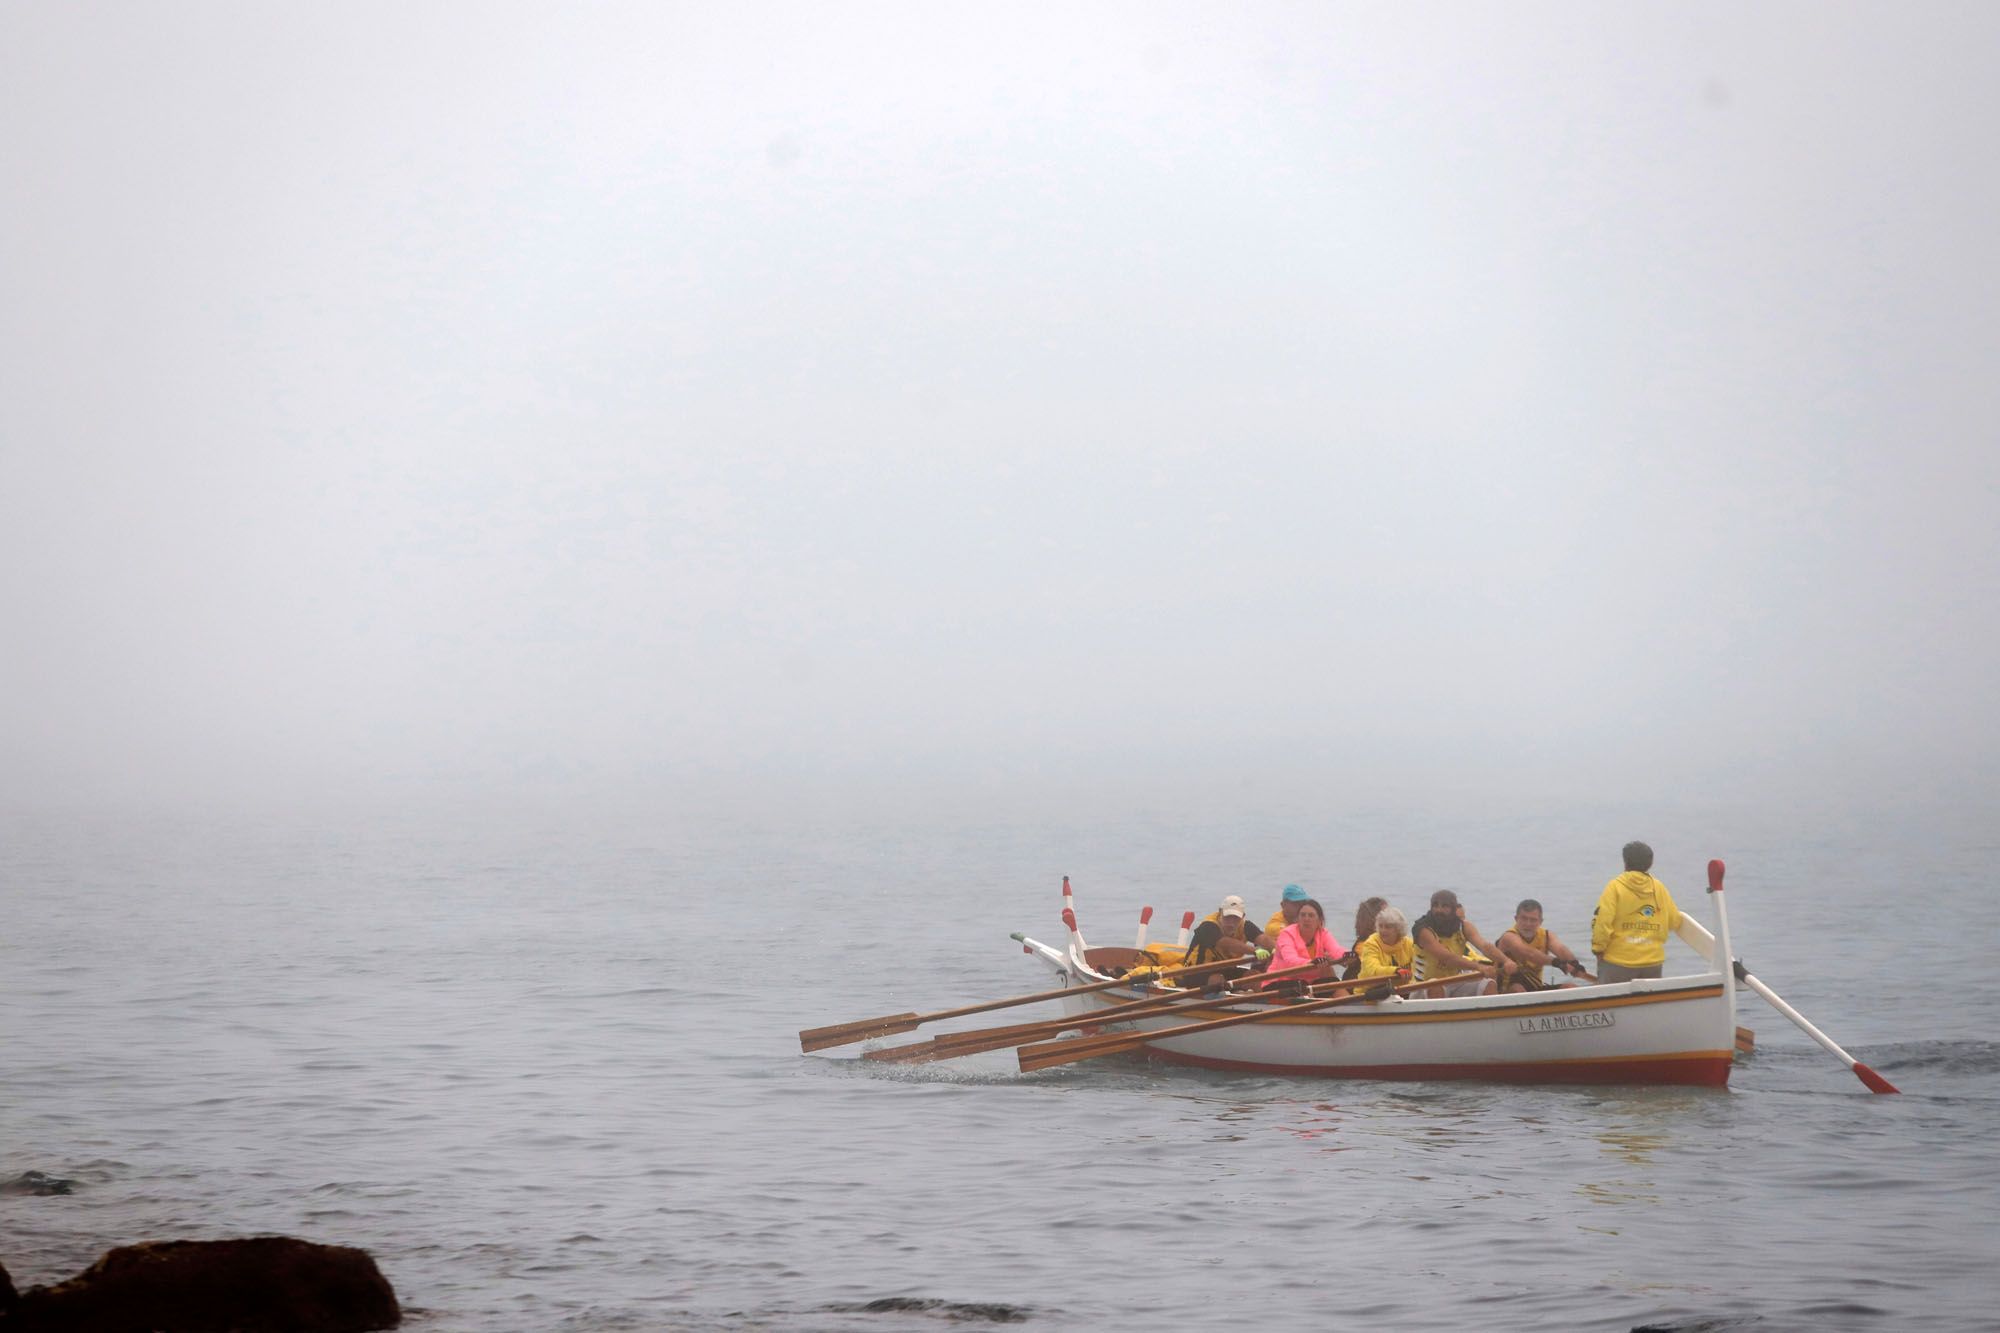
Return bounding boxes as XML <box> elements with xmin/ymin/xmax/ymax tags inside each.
<box><xmin>1040</xmin><ymin>959</ymin><xmax>1735</xmax><ymax>1087</ymax></box>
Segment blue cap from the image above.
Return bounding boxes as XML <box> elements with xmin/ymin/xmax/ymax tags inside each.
<box><xmin>1281</xmin><ymin>883</ymin><xmax>1308</xmax><ymax>902</ymax></box>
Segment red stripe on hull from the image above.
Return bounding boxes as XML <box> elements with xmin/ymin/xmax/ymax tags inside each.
<box><xmin>1144</xmin><ymin>1050</ymin><xmax>1733</xmax><ymax>1088</ymax></box>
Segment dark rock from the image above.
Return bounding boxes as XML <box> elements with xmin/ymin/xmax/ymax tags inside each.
<box><xmin>0</xmin><ymin>1236</ymin><xmax>399</xmax><ymax>1332</ymax></box>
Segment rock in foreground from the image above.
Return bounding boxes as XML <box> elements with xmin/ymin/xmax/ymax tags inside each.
<box><xmin>0</xmin><ymin>1236</ymin><xmax>399</xmax><ymax>1332</ymax></box>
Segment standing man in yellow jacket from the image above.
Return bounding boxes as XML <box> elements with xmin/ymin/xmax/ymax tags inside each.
<box><xmin>1591</xmin><ymin>841</ymin><xmax>1682</xmax><ymax>983</ymax></box>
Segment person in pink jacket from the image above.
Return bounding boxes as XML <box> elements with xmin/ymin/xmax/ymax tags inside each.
<box><xmin>1262</xmin><ymin>898</ymin><xmax>1347</xmax><ymax>987</ymax></box>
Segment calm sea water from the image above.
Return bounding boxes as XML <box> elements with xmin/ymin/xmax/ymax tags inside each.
<box><xmin>4</xmin><ymin>795</ymin><xmax>1996</xmax><ymax>1331</ymax></box>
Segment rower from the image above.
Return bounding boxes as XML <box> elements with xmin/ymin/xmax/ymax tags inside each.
<box><xmin>1354</xmin><ymin>906</ymin><xmax>1415</xmax><ymax>981</ymax></box>
<box><xmin>1202</xmin><ymin>894</ymin><xmax>1270</xmax><ymax>959</ymax></box>
<box><xmin>1493</xmin><ymin>899</ymin><xmax>1588</xmax><ymax>990</ymax></box>
<box><xmin>1262</xmin><ymin>897</ymin><xmax>1345</xmax><ymax>988</ymax></box>
<box><xmin>1341</xmin><ymin>896</ymin><xmax>1389</xmax><ymax>979</ymax></box>
<box><xmin>1410</xmin><ymin>889</ymin><xmax>1505</xmax><ymax>996</ymax></box>
<box><xmin>1263</xmin><ymin>883</ymin><xmax>1311</xmax><ymax>942</ymax></box>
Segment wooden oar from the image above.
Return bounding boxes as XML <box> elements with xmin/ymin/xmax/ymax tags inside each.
<box><xmin>865</xmin><ymin>961</ymin><xmax>1350</xmax><ymax>1064</ymax></box>
<box><xmin>1502</xmin><ymin>963</ymin><xmax>1597</xmax><ymax>991</ymax></box>
<box><xmin>866</xmin><ymin>990</ymin><xmax>1243</xmax><ymax>1065</ymax></box>
<box><xmin>865</xmin><ymin>984</ymin><xmax>1256</xmax><ymax>1064</ymax></box>
<box><xmin>1703</xmin><ymin>859</ymin><xmax>1897</xmax><ymax>1094</ymax></box>
<box><xmin>1016</xmin><ymin>973</ymin><xmax>1463</xmax><ymax>1073</ymax></box>
<box><xmin>934</xmin><ymin>960</ymin><xmax>1379</xmax><ymax>1044</ymax></box>
<box><xmin>798</xmin><ymin>950</ymin><xmax>1256</xmax><ymax>1052</ymax></box>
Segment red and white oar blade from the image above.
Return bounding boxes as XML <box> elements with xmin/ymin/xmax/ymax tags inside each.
<box><xmin>1853</xmin><ymin>1062</ymin><xmax>1901</xmax><ymax>1095</ymax></box>
<box><xmin>1708</xmin><ymin>859</ymin><xmax>1726</xmax><ymax>891</ymax></box>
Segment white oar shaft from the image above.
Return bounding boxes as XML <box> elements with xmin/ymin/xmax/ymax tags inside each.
<box><xmin>1739</xmin><ymin>971</ymin><xmax>1859</xmax><ymax>1070</ymax></box>
<box><xmin>1675</xmin><ymin>915</ymin><xmax>1718</xmax><ymax>961</ymax></box>
<box><xmin>1684</xmin><ymin>892</ymin><xmax>1872</xmax><ymax>1072</ymax></box>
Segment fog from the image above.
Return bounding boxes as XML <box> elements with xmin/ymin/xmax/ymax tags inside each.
<box><xmin>4</xmin><ymin>3</ymin><xmax>1996</xmax><ymax>819</ymax></box>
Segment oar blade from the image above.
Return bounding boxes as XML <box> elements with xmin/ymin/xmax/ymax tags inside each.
<box><xmin>860</xmin><ymin>1038</ymin><xmax>942</xmax><ymax>1063</ymax></box>
<box><xmin>1017</xmin><ymin>1034</ymin><xmax>1141</xmax><ymax>1073</ymax></box>
<box><xmin>799</xmin><ymin>1014</ymin><xmax>920</xmax><ymax>1053</ymax></box>
<box><xmin>890</xmin><ymin>1025</ymin><xmax>1092</xmax><ymax>1066</ymax></box>
<box><xmin>1853</xmin><ymin>1062</ymin><xmax>1901</xmax><ymax>1095</ymax></box>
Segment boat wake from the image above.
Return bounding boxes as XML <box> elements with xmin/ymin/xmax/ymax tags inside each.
<box><xmin>820</xmin><ymin>1297</ymin><xmax>1033</xmax><ymax>1323</ymax></box>
<box><xmin>1860</xmin><ymin>1038</ymin><xmax>2000</xmax><ymax>1077</ymax></box>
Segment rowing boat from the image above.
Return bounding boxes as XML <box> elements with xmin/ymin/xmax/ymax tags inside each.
<box><xmin>1014</xmin><ymin>882</ymin><xmax>1742</xmax><ymax>1086</ymax></box>
<box><xmin>808</xmin><ymin>863</ymin><xmax>1895</xmax><ymax>1091</ymax></box>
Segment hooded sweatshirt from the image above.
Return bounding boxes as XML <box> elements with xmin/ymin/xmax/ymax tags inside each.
<box><xmin>1591</xmin><ymin>871</ymin><xmax>1682</xmax><ymax>968</ymax></box>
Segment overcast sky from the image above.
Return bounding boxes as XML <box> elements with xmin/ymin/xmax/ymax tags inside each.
<box><xmin>3</xmin><ymin>3</ymin><xmax>1996</xmax><ymax>815</ymax></box>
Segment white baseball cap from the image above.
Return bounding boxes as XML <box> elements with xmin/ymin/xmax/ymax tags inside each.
<box><xmin>1218</xmin><ymin>894</ymin><xmax>1247</xmax><ymax>918</ymax></box>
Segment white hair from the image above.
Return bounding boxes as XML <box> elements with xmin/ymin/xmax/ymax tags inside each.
<box><xmin>1374</xmin><ymin>906</ymin><xmax>1408</xmax><ymax>933</ymax></box>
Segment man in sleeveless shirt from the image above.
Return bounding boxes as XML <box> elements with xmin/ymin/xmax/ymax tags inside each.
<box><xmin>1493</xmin><ymin>899</ymin><xmax>1589</xmax><ymax>990</ymax></box>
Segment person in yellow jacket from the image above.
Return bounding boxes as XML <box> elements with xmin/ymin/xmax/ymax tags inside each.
<box><xmin>1354</xmin><ymin>906</ymin><xmax>1416</xmax><ymax>980</ymax></box>
<box><xmin>1339</xmin><ymin>897</ymin><xmax>1390</xmax><ymax>979</ymax></box>
<box><xmin>1264</xmin><ymin>883</ymin><xmax>1311</xmax><ymax>942</ymax></box>
<box><xmin>1591</xmin><ymin>841</ymin><xmax>1682</xmax><ymax>983</ymax></box>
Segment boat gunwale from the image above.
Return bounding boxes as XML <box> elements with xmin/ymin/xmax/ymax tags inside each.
<box><xmin>1065</xmin><ymin>974</ymin><xmax>1730</xmax><ymax>1027</ymax></box>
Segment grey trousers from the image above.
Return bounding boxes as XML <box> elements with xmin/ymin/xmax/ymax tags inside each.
<box><xmin>1596</xmin><ymin>959</ymin><xmax>1663</xmax><ymax>983</ymax></box>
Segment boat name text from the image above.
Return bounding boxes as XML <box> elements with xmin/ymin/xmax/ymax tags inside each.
<box><xmin>1517</xmin><ymin>1010</ymin><xmax>1615</xmax><ymax>1034</ymax></box>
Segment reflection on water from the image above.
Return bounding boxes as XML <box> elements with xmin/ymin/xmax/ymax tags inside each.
<box><xmin>1580</xmin><ymin>1178</ymin><xmax>1655</xmax><ymax>1210</ymax></box>
<box><xmin>1274</xmin><ymin>1101</ymin><xmax>1351</xmax><ymax>1146</ymax></box>
<box><xmin>1576</xmin><ymin>1107</ymin><xmax>1683</xmax><ymax>1207</ymax></box>
<box><xmin>1596</xmin><ymin>1126</ymin><xmax>1669</xmax><ymax>1167</ymax></box>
